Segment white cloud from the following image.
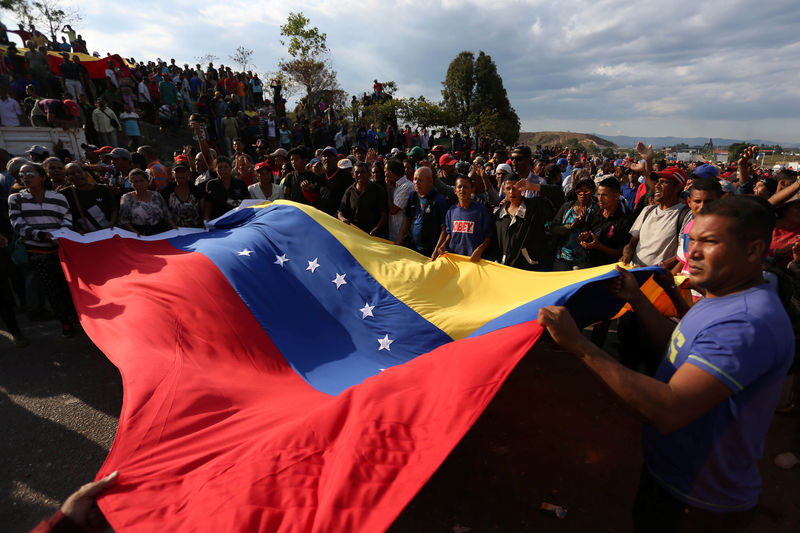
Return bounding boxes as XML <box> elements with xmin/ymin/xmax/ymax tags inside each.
<box><xmin>8</xmin><ymin>0</ymin><xmax>797</xmax><ymax>142</ymax></box>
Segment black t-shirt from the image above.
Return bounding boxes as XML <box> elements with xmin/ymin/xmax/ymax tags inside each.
<box><xmin>63</xmin><ymin>184</ymin><xmax>117</xmax><ymax>232</ymax></box>
<box><xmin>7</xmin><ymin>54</ymin><xmax>26</xmax><ymax>76</ymax></box>
<box><xmin>585</xmin><ymin>206</ymin><xmax>632</xmax><ymax>266</ymax></box>
<box><xmin>338</xmin><ymin>181</ymin><xmax>387</xmax><ymax>234</ymax></box>
<box><xmin>59</xmin><ymin>61</ymin><xmax>80</xmax><ymax>80</ymax></box>
<box><xmin>204</xmin><ymin>177</ymin><xmax>248</xmax><ymax>220</ymax></box>
<box><xmin>286</xmin><ymin>170</ymin><xmax>325</xmax><ymax>206</ymax></box>
<box><xmin>322</xmin><ymin>168</ymin><xmax>353</xmax><ymax>215</ymax></box>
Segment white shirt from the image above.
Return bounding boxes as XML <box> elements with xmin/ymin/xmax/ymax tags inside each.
<box><xmin>105</xmin><ymin>68</ymin><xmax>119</xmax><ymax>88</ymax></box>
<box><xmin>419</xmin><ymin>133</ymin><xmax>430</xmax><ymax>150</ymax></box>
<box><xmin>138</xmin><ymin>80</ymin><xmax>151</xmax><ymax>103</ymax></box>
<box><xmin>248</xmin><ymin>182</ymin><xmax>284</xmax><ymax>201</ymax></box>
<box><xmin>388</xmin><ymin>176</ymin><xmax>413</xmax><ymax>241</ymax></box>
<box><xmin>630</xmin><ymin>202</ymin><xmax>690</xmax><ymax>266</ymax></box>
<box><xmin>0</xmin><ymin>96</ymin><xmax>22</xmax><ymax>126</ymax></box>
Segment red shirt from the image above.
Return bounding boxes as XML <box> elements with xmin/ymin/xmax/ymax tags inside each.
<box><xmin>770</xmin><ymin>225</ymin><xmax>800</xmax><ymax>267</ymax></box>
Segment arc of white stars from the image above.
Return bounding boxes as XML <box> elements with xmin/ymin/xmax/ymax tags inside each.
<box><xmin>378</xmin><ymin>334</ymin><xmax>394</xmax><ymax>352</ymax></box>
<box><xmin>332</xmin><ymin>273</ymin><xmax>347</xmax><ymax>289</ymax></box>
<box><xmin>306</xmin><ymin>258</ymin><xmax>320</xmax><ymax>273</ymax></box>
<box><xmin>359</xmin><ymin>302</ymin><xmax>375</xmax><ymax>319</ymax></box>
<box><xmin>274</xmin><ymin>254</ymin><xmax>289</xmax><ymax>267</ymax></box>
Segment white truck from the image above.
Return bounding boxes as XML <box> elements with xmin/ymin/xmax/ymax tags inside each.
<box><xmin>0</xmin><ymin>126</ymin><xmax>88</xmax><ymax>157</ymax></box>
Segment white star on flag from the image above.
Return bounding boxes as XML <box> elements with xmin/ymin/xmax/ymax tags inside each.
<box><xmin>332</xmin><ymin>273</ymin><xmax>347</xmax><ymax>289</ymax></box>
<box><xmin>378</xmin><ymin>334</ymin><xmax>394</xmax><ymax>351</ymax></box>
<box><xmin>274</xmin><ymin>254</ymin><xmax>289</xmax><ymax>267</ymax></box>
<box><xmin>359</xmin><ymin>303</ymin><xmax>375</xmax><ymax>319</ymax></box>
<box><xmin>238</xmin><ymin>249</ymin><xmax>253</xmax><ymax>256</ymax></box>
<box><xmin>306</xmin><ymin>258</ymin><xmax>320</xmax><ymax>273</ymax></box>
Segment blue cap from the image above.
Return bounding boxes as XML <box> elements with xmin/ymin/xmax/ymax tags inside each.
<box><xmin>557</xmin><ymin>158</ymin><xmax>568</xmax><ymax>166</ymax></box>
<box><xmin>693</xmin><ymin>164</ymin><xmax>719</xmax><ymax>179</ymax></box>
<box><xmin>310</xmin><ymin>158</ymin><xmax>321</xmax><ymax>165</ymax></box>
<box><xmin>614</xmin><ymin>158</ymin><xmax>624</xmax><ymax>166</ymax></box>
<box><xmin>322</xmin><ymin>146</ymin><xmax>337</xmax><ymax>156</ymax></box>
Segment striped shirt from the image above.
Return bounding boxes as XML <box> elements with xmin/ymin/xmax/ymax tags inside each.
<box><xmin>8</xmin><ymin>190</ymin><xmax>72</xmax><ymax>250</ymax></box>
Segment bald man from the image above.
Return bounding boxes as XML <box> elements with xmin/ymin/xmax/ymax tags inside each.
<box><xmin>395</xmin><ymin>166</ymin><xmax>448</xmax><ymax>258</ymax></box>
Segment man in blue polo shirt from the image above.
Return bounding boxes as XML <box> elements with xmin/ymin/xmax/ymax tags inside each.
<box><xmin>537</xmin><ymin>196</ymin><xmax>793</xmax><ymax>532</ymax></box>
<box><xmin>396</xmin><ymin>166</ymin><xmax>448</xmax><ymax>258</ymax></box>
<box><xmin>434</xmin><ymin>175</ymin><xmax>492</xmax><ymax>262</ymax></box>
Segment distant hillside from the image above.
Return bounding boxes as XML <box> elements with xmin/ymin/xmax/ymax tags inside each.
<box><xmin>517</xmin><ymin>131</ymin><xmax>616</xmax><ymax>149</ymax></box>
<box><xmin>596</xmin><ymin>134</ymin><xmax>800</xmax><ymax>149</ymax></box>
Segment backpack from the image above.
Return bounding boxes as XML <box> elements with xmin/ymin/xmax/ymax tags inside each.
<box><xmin>639</xmin><ymin>203</ymin><xmax>692</xmax><ymax>243</ymax></box>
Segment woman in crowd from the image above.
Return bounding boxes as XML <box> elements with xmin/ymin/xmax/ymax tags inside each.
<box><xmin>248</xmin><ymin>161</ymin><xmax>284</xmax><ymax>202</ymax></box>
<box><xmin>119</xmin><ymin>169</ymin><xmax>176</xmax><ymax>235</ymax></box>
<box><xmin>162</xmin><ymin>162</ymin><xmax>204</xmax><ymax>228</ymax></box>
<box><xmin>203</xmin><ymin>156</ymin><xmax>248</xmax><ymax>221</ymax></box>
<box><xmin>7</xmin><ymin>163</ymin><xmax>76</xmax><ymax>337</ymax></box>
<box><xmin>371</xmin><ymin>161</ymin><xmax>386</xmax><ymax>187</ymax></box>
<box><xmin>549</xmin><ymin>178</ymin><xmax>597</xmax><ymax>271</ymax></box>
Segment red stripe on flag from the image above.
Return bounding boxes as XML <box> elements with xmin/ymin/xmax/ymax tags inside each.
<box><xmin>59</xmin><ymin>236</ymin><xmax>542</xmax><ymax>532</ymax></box>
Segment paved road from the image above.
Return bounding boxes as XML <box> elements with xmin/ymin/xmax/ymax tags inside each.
<box><xmin>2</xmin><ymin>318</ymin><xmax>121</xmax><ymax>532</ymax></box>
<box><xmin>2</xmin><ymin>320</ymin><xmax>798</xmax><ymax>532</ymax></box>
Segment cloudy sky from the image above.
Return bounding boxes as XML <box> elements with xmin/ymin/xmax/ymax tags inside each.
<box><xmin>9</xmin><ymin>0</ymin><xmax>800</xmax><ymax>143</ymax></box>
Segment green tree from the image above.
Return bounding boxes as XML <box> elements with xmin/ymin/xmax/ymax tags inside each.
<box><xmin>0</xmin><ymin>0</ymin><xmax>25</xmax><ymax>11</ymax></box>
<box><xmin>278</xmin><ymin>12</ymin><xmax>340</xmax><ymax>118</ymax></box>
<box><xmin>14</xmin><ymin>0</ymin><xmax>81</xmax><ymax>45</ymax></box>
<box><xmin>727</xmin><ymin>142</ymin><xmax>749</xmax><ymax>163</ymax></box>
<box><xmin>399</xmin><ymin>97</ymin><xmax>456</xmax><ymax>129</ymax></box>
<box><xmin>441</xmin><ymin>51</ymin><xmax>475</xmax><ymax>129</ymax></box>
<box><xmin>441</xmin><ymin>50</ymin><xmax>520</xmax><ymax>145</ymax></box>
<box><xmin>377</xmin><ymin>80</ymin><xmax>398</xmax><ymax>97</ymax></box>
<box><xmin>351</xmin><ymin>94</ymin><xmax>456</xmax><ymax>133</ymax></box>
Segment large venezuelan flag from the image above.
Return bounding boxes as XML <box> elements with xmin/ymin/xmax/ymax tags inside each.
<box><xmin>56</xmin><ymin>201</ymin><xmax>668</xmax><ymax>532</ymax></box>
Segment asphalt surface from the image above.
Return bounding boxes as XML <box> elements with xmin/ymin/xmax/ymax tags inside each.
<box><xmin>2</xmin><ymin>318</ymin><xmax>798</xmax><ymax>532</ymax></box>
<box><xmin>1</xmin><ymin>317</ymin><xmax>121</xmax><ymax>532</ymax></box>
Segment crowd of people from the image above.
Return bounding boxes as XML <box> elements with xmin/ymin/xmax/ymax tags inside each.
<box><xmin>5</xmin><ymin>133</ymin><xmax>799</xmax><ymax>532</ymax></box>
<box><xmin>0</xmin><ymin>20</ymin><xmax>798</xmax><ymax>533</ymax></box>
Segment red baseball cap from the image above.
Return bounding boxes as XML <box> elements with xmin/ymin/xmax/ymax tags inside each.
<box><xmin>439</xmin><ymin>153</ymin><xmax>457</xmax><ymax>167</ymax></box>
<box><xmin>654</xmin><ymin>167</ymin><xmax>687</xmax><ymax>187</ymax></box>
<box><xmin>431</xmin><ymin>145</ymin><xmax>445</xmax><ymax>152</ymax></box>
<box><xmin>63</xmin><ymin>99</ymin><xmax>79</xmax><ymax>118</ymax></box>
<box><xmin>254</xmin><ymin>160</ymin><xmax>271</xmax><ymax>171</ymax></box>
<box><xmin>95</xmin><ymin>146</ymin><xmax>113</xmax><ymax>154</ymax></box>
<box><xmin>174</xmin><ymin>154</ymin><xmax>189</xmax><ymax>163</ymax></box>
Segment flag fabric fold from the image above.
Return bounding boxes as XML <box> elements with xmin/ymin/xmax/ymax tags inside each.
<box><xmin>56</xmin><ymin>201</ymin><xmax>664</xmax><ymax>532</ymax></box>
